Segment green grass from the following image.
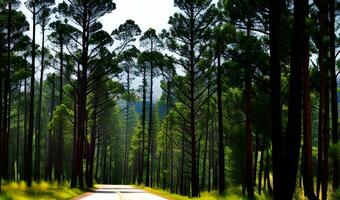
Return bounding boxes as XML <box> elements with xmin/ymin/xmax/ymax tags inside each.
<box><xmin>134</xmin><ymin>185</ymin><xmax>270</xmax><ymax>200</ymax></box>
<box><xmin>0</xmin><ymin>181</ymin><xmax>85</xmax><ymax>200</ymax></box>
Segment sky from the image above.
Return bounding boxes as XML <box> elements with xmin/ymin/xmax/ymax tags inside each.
<box><xmin>19</xmin><ymin>0</ymin><xmax>178</xmax><ymax>101</ymax></box>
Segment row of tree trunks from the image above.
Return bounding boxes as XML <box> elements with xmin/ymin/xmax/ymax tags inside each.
<box><xmin>1</xmin><ymin>0</ymin><xmax>12</xmax><ymax>182</ymax></box>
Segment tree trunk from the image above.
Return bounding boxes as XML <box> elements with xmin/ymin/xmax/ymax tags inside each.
<box><xmin>217</xmin><ymin>48</ymin><xmax>225</xmax><ymax>195</ymax></box>
<box><xmin>302</xmin><ymin>1</ymin><xmax>316</xmax><ymax>197</ymax></box>
<box><xmin>282</xmin><ymin>0</ymin><xmax>308</xmax><ymax>198</ymax></box>
<box><xmin>123</xmin><ymin>69</ymin><xmax>130</xmax><ymax>184</ymax></box>
<box><xmin>56</xmin><ymin>32</ymin><xmax>64</xmax><ymax>183</ymax></box>
<box><xmin>35</xmin><ymin>20</ymin><xmax>46</xmax><ymax>181</ymax></box>
<box><xmin>265</xmin><ymin>149</ymin><xmax>273</xmax><ymax>195</ymax></box>
<box><xmin>86</xmin><ymin>95</ymin><xmax>97</xmax><ymax>187</ymax></box>
<box><xmin>23</xmin><ymin>60</ymin><xmax>27</xmax><ymax>181</ymax></box>
<box><xmin>317</xmin><ymin>1</ymin><xmax>330</xmax><ymax>199</ymax></box>
<box><xmin>201</xmin><ymin>82</ymin><xmax>210</xmax><ymax>191</ymax></box>
<box><xmin>26</xmin><ymin>2</ymin><xmax>36</xmax><ymax>187</ymax></box>
<box><xmin>146</xmin><ymin>63</ymin><xmax>154</xmax><ymax>186</ymax></box>
<box><xmin>138</xmin><ymin>66</ymin><xmax>147</xmax><ymax>185</ymax></box>
<box><xmin>269</xmin><ymin>0</ymin><xmax>284</xmax><ymax>198</ymax></box>
<box><xmin>70</xmin><ymin>92</ymin><xmax>78</xmax><ymax>188</ymax></box>
<box><xmin>253</xmin><ymin>136</ymin><xmax>259</xmax><ymax>187</ymax></box>
<box><xmin>16</xmin><ymin>83</ymin><xmax>21</xmax><ymax>181</ymax></box>
<box><xmin>45</xmin><ymin>75</ymin><xmax>55</xmax><ymax>181</ymax></box>
<box><xmin>258</xmin><ymin>145</ymin><xmax>264</xmax><ymax>195</ymax></box>
<box><xmin>245</xmin><ymin>56</ymin><xmax>254</xmax><ymax>200</ymax></box>
<box><xmin>329</xmin><ymin>0</ymin><xmax>339</xmax><ymax>191</ymax></box>
<box><xmin>180</xmin><ymin>133</ymin><xmax>185</xmax><ymax>195</ymax></box>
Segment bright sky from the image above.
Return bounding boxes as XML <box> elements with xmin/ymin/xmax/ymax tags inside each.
<box><xmin>19</xmin><ymin>0</ymin><xmax>177</xmax><ymax>101</ymax></box>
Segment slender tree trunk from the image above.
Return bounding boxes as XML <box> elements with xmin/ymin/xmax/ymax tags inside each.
<box><xmin>123</xmin><ymin>69</ymin><xmax>130</xmax><ymax>184</ymax></box>
<box><xmin>16</xmin><ymin>83</ymin><xmax>21</xmax><ymax>181</ymax></box>
<box><xmin>70</xmin><ymin>92</ymin><xmax>78</xmax><ymax>188</ymax></box>
<box><xmin>102</xmin><ymin>131</ymin><xmax>107</xmax><ymax>184</ymax></box>
<box><xmin>302</xmin><ymin>1</ymin><xmax>316</xmax><ymax>197</ymax></box>
<box><xmin>146</xmin><ymin>63</ymin><xmax>154</xmax><ymax>187</ymax></box>
<box><xmin>269</xmin><ymin>0</ymin><xmax>284</xmax><ymax>198</ymax></box>
<box><xmin>317</xmin><ymin>90</ymin><xmax>323</xmax><ymax>198</ymax></box>
<box><xmin>329</xmin><ymin>0</ymin><xmax>339</xmax><ymax>191</ymax></box>
<box><xmin>245</xmin><ymin>56</ymin><xmax>254</xmax><ymax>200</ymax></box>
<box><xmin>86</xmin><ymin>96</ymin><xmax>97</xmax><ymax>187</ymax></box>
<box><xmin>138</xmin><ymin>67</ymin><xmax>147</xmax><ymax>185</ymax></box>
<box><xmin>162</xmin><ymin>82</ymin><xmax>171</xmax><ymax>189</ymax></box>
<box><xmin>201</xmin><ymin>82</ymin><xmax>210</xmax><ymax>191</ymax></box>
<box><xmin>258</xmin><ymin>145</ymin><xmax>264</xmax><ymax>195</ymax></box>
<box><xmin>45</xmin><ymin>75</ymin><xmax>55</xmax><ymax>181</ymax></box>
<box><xmin>180</xmin><ymin>133</ymin><xmax>185</xmax><ymax>195</ymax></box>
<box><xmin>170</xmin><ymin>121</ymin><xmax>174</xmax><ymax>193</ymax></box>
<box><xmin>253</xmin><ymin>137</ymin><xmax>258</xmax><ymax>186</ymax></box>
<box><xmin>265</xmin><ymin>149</ymin><xmax>273</xmax><ymax>195</ymax></box>
<box><xmin>216</xmin><ymin>48</ymin><xmax>225</xmax><ymax>195</ymax></box>
<box><xmin>23</xmin><ymin>60</ymin><xmax>27</xmax><ymax>181</ymax></box>
<box><xmin>95</xmin><ymin>130</ymin><xmax>100</xmax><ymax>181</ymax></box>
<box><xmin>57</xmin><ymin>34</ymin><xmax>64</xmax><ymax>183</ymax></box>
<box><xmin>157</xmin><ymin>152</ymin><xmax>161</xmax><ymax>187</ymax></box>
<box><xmin>26</xmin><ymin>2</ymin><xmax>36</xmax><ymax>187</ymax></box>
<box><xmin>35</xmin><ymin>20</ymin><xmax>46</xmax><ymax>181</ymax></box>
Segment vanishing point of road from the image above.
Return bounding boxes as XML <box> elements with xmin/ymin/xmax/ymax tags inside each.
<box><xmin>74</xmin><ymin>185</ymin><xmax>167</xmax><ymax>200</ymax></box>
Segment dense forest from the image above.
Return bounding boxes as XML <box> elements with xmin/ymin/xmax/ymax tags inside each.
<box><xmin>0</xmin><ymin>0</ymin><xmax>339</xmax><ymax>199</ymax></box>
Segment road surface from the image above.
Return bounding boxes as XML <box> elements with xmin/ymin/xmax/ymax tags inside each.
<box><xmin>75</xmin><ymin>185</ymin><xmax>167</xmax><ymax>200</ymax></box>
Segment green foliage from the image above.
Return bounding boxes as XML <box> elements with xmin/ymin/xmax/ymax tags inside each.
<box><xmin>47</xmin><ymin>104</ymin><xmax>73</xmax><ymax>131</ymax></box>
<box><xmin>329</xmin><ymin>142</ymin><xmax>340</xmax><ymax>161</ymax></box>
<box><xmin>335</xmin><ymin>188</ymin><xmax>340</xmax><ymax>199</ymax></box>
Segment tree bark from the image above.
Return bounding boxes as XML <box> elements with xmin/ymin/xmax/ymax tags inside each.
<box><xmin>16</xmin><ymin>83</ymin><xmax>21</xmax><ymax>181</ymax></box>
<box><xmin>217</xmin><ymin>46</ymin><xmax>225</xmax><ymax>195</ymax></box>
<box><xmin>302</xmin><ymin>1</ymin><xmax>316</xmax><ymax>197</ymax></box>
<box><xmin>35</xmin><ymin>18</ymin><xmax>46</xmax><ymax>181</ymax></box>
<box><xmin>56</xmin><ymin>30</ymin><xmax>64</xmax><ymax>183</ymax></box>
<box><xmin>123</xmin><ymin>69</ymin><xmax>130</xmax><ymax>184</ymax></box>
<box><xmin>146</xmin><ymin>60</ymin><xmax>154</xmax><ymax>187</ymax></box>
<box><xmin>26</xmin><ymin>1</ymin><xmax>36</xmax><ymax>187</ymax></box>
<box><xmin>269</xmin><ymin>0</ymin><xmax>284</xmax><ymax>197</ymax></box>
<box><xmin>258</xmin><ymin>145</ymin><xmax>264</xmax><ymax>195</ymax></box>
<box><xmin>329</xmin><ymin>0</ymin><xmax>339</xmax><ymax>191</ymax></box>
<box><xmin>138</xmin><ymin>66</ymin><xmax>147</xmax><ymax>185</ymax></box>
<box><xmin>245</xmin><ymin>56</ymin><xmax>254</xmax><ymax>200</ymax></box>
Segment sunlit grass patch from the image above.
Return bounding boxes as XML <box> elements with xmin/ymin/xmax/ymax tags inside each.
<box><xmin>133</xmin><ymin>185</ymin><xmax>269</xmax><ymax>200</ymax></box>
<box><xmin>0</xmin><ymin>181</ymin><xmax>84</xmax><ymax>200</ymax></box>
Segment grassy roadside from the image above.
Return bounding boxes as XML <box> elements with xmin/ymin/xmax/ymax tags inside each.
<box><xmin>133</xmin><ymin>185</ymin><xmax>270</xmax><ymax>200</ymax></box>
<box><xmin>0</xmin><ymin>181</ymin><xmax>86</xmax><ymax>200</ymax></box>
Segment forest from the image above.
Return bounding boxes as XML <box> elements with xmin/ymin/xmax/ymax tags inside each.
<box><xmin>0</xmin><ymin>0</ymin><xmax>339</xmax><ymax>199</ymax></box>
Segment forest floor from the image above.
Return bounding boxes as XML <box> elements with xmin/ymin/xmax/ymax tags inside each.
<box><xmin>0</xmin><ymin>181</ymin><xmax>84</xmax><ymax>200</ymax></box>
